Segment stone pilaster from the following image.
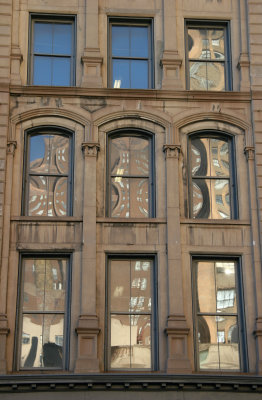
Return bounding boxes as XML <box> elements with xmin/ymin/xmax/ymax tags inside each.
<box><xmin>163</xmin><ymin>143</ymin><xmax>191</xmax><ymax>373</ymax></box>
<box><xmin>75</xmin><ymin>142</ymin><xmax>100</xmax><ymax>373</ymax></box>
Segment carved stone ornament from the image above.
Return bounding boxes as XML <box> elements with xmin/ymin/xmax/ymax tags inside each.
<box><xmin>244</xmin><ymin>146</ymin><xmax>255</xmax><ymax>160</ymax></box>
<box><xmin>7</xmin><ymin>141</ymin><xmax>17</xmax><ymax>155</ymax></box>
<box><xmin>163</xmin><ymin>144</ymin><xmax>181</xmax><ymax>159</ymax></box>
<box><xmin>82</xmin><ymin>142</ymin><xmax>100</xmax><ymax>157</ymax></box>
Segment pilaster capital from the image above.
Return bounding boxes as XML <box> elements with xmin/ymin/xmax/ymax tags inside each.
<box><xmin>244</xmin><ymin>146</ymin><xmax>255</xmax><ymax>160</ymax></box>
<box><xmin>163</xmin><ymin>144</ymin><xmax>181</xmax><ymax>159</ymax></box>
<box><xmin>7</xmin><ymin>141</ymin><xmax>17</xmax><ymax>155</ymax></box>
<box><xmin>82</xmin><ymin>142</ymin><xmax>100</xmax><ymax>158</ymax></box>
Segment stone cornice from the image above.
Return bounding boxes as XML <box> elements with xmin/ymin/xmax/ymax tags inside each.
<box><xmin>9</xmin><ymin>85</ymin><xmax>252</xmax><ymax>102</ymax></box>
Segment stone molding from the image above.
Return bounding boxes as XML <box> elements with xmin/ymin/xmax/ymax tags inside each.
<box><xmin>82</xmin><ymin>142</ymin><xmax>100</xmax><ymax>157</ymax></box>
<box><xmin>163</xmin><ymin>144</ymin><xmax>181</xmax><ymax>159</ymax></box>
<box><xmin>244</xmin><ymin>146</ymin><xmax>255</xmax><ymax>160</ymax></box>
<box><xmin>81</xmin><ymin>48</ymin><xmax>103</xmax><ymax>88</ymax></box>
<box><xmin>7</xmin><ymin>141</ymin><xmax>17</xmax><ymax>155</ymax></box>
<box><xmin>75</xmin><ymin>315</ymin><xmax>100</xmax><ymax>373</ymax></box>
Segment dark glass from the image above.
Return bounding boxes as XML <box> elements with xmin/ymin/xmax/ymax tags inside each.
<box><xmin>53</xmin><ymin>58</ymin><xmax>71</xmax><ymax>86</ymax></box>
<box><xmin>34</xmin><ymin>23</ymin><xmax>52</xmax><ymax>54</ymax></box>
<box><xmin>53</xmin><ymin>24</ymin><xmax>72</xmax><ymax>55</ymax></box>
<box><xmin>34</xmin><ymin>56</ymin><xmax>52</xmax><ymax>85</ymax></box>
<box><xmin>112</xmin><ymin>26</ymin><xmax>129</xmax><ymax>57</ymax></box>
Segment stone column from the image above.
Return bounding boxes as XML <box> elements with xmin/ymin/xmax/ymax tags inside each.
<box><xmin>0</xmin><ymin>141</ymin><xmax>16</xmax><ymax>373</ymax></box>
<box><xmin>75</xmin><ymin>142</ymin><xmax>100</xmax><ymax>373</ymax></box>
<box><xmin>160</xmin><ymin>0</ymin><xmax>182</xmax><ymax>89</ymax></box>
<box><xmin>81</xmin><ymin>0</ymin><xmax>103</xmax><ymax>87</ymax></box>
<box><xmin>237</xmin><ymin>0</ymin><xmax>250</xmax><ymax>91</ymax></box>
<box><xmin>245</xmin><ymin>146</ymin><xmax>262</xmax><ymax>374</ymax></box>
<box><xmin>163</xmin><ymin>144</ymin><xmax>191</xmax><ymax>373</ymax></box>
<box><xmin>10</xmin><ymin>0</ymin><xmax>22</xmax><ymax>85</ymax></box>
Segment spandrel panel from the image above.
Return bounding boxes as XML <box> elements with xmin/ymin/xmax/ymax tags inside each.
<box><xmin>112</xmin><ymin>59</ymin><xmax>129</xmax><ymax>88</ymax></box>
<box><xmin>196</xmin><ymin>261</ymin><xmax>216</xmax><ymax>313</ymax></box>
<box><xmin>110</xmin><ymin>314</ymin><xmax>151</xmax><ymax>369</ymax></box>
<box><xmin>21</xmin><ymin>314</ymin><xmax>64</xmax><ymax>368</ymax></box>
<box><xmin>192</xmin><ymin>179</ymin><xmax>230</xmax><ymax>219</ymax></box>
<box><xmin>33</xmin><ymin>56</ymin><xmax>52</xmax><ymax>85</ymax></box>
<box><xmin>130</xmin><ymin>60</ymin><xmax>148</xmax><ymax>89</ymax></box>
<box><xmin>206</xmin><ymin>62</ymin><xmax>225</xmax><ymax>91</ymax></box>
<box><xmin>130</xmin><ymin>260</ymin><xmax>151</xmax><ymax>312</ymax></box>
<box><xmin>110</xmin><ymin>260</ymin><xmax>130</xmax><ymax>312</ymax></box>
<box><xmin>53</xmin><ymin>24</ymin><xmax>72</xmax><ymax>55</ymax></box>
<box><xmin>188</xmin><ymin>29</ymin><xmax>207</xmax><ymax>59</ymax></box>
<box><xmin>130</xmin><ymin>27</ymin><xmax>148</xmax><ymax>58</ymax></box>
<box><xmin>34</xmin><ymin>23</ymin><xmax>52</xmax><ymax>54</ymax></box>
<box><xmin>111</xmin><ymin>137</ymin><xmax>149</xmax><ymax>176</ymax></box>
<box><xmin>111</xmin><ymin>177</ymin><xmax>149</xmax><ymax>218</ymax></box>
<box><xmin>28</xmin><ymin>176</ymin><xmax>68</xmax><ymax>216</ymax></box>
<box><xmin>23</xmin><ymin>259</ymin><xmax>66</xmax><ymax>312</ymax></box>
<box><xmin>30</xmin><ymin>135</ymin><xmax>69</xmax><ymax>174</ymax></box>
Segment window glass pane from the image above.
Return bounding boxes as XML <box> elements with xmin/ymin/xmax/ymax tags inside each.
<box><xmin>112</xmin><ymin>59</ymin><xmax>130</xmax><ymax>88</ymax></box>
<box><xmin>196</xmin><ymin>261</ymin><xmax>216</xmax><ymax>313</ymax></box>
<box><xmin>110</xmin><ymin>260</ymin><xmax>130</xmax><ymax>312</ymax></box>
<box><xmin>34</xmin><ymin>23</ymin><xmax>52</xmax><ymax>54</ymax></box>
<box><xmin>111</xmin><ymin>177</ymin><xmax>149</xmax><ymax>218</ymax></box>
<box><xmin>131</xmin><ymin>60</ymin><xmax>148</xmax><ymax>89</ymax></box>
<box><xmin>33</xmin><ymin>56</ymin><xmax>52</xmax><ymax>85</ymax></box>
<box><xmin>189</xmin><ymin>61</ymin><xmax>208</xmax><ymax>90</ymax></box>
<box><xmin>112</xmin><ymin>26</ymin><xmax>129</xmax><ymax>57</ymax></box>
<box><xmin>23</xmin><ymin>259</ymin><xmax>66</xmax><ymax>312</ymax></box>
<box><xmin>131</xmin><ymin>260</ymin><xmax>151</xmax><ymax>312</ymax></box>
<box><xmin>130</xmin><ymin>27</ymin><xmax>148</xmax><ymax>58</ymax></box>
<box><xmin>111</xmin><ymin>137</ymin><xmax>149</xmax><ymax>176</ymax></box>
<box><xmin>215</xmin><ymin>261</ymin><xmax>236</xmax><ymax>312</ymax></box>
<box><xmin>210</xmin><ymin>29</ymin><xmax>225</xmax><ymax>60</ymax></box>
<box><xmin>28</xmin><ymin>176</ymin><xmax>68</xmax><ymax>217</ymax></box>
<box><xmin>111</xmin><ymin>314</ymin><xmax>131</xmax><ymax>368</ymax></box>
<box><xmin>188</xmin><ymin>29</ymin><xmax>207</xmax><ymax>60</ymax></box>
<box><xmin>30</xmin><ymin>135</ymin><xmax>69</xmax><ymax>175</ymax></box>
<box><xmin>53</xmin><ymin>24</ymin><xmax>72</xmax><ymax>55</ymax></box>
<box><xmin>206</xmin><ymin>62</ymin><xmax>225</xmax><ymax>91</ymax></box>
<box><xmin>52</xmin><ymin>57</ymin><xmax>71</xmax><ymax>86</ymax></box>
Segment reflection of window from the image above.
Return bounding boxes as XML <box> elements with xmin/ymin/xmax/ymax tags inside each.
<box><xmin>109</xmin><ymin>19</ymin><xmax>153</xmax><ymax>89</ymax></box>
<box><xmin>189</xmin><ymin>133</ymin><xmax>236</xmax><ymax>219</ymax></box>
<box><xmin>108</xmin><ymin>132</ymin><xmax>154</xmax><ymax>218</ymax></box>
<box><xmin>107</xmin><ymin>257</ymin><xmax>156</xmax><ymax>370</ymax></box>
<box><xmin>17</xmin><ymin>257</ymin><xmax>70</xmax><ymax>370</ymax></box>
<box><xmin>29</xmin><ymin>15</ymin><xmax>75</xmax><ymax>86</ymax></box>
<box><xmin>185</xmin><ymin>22</ymin><xmax>231</xmax><ymax>90</ymax></box>
<box><xmin>24</xmin><ymin>130</ymin><xmax>73</xmax><ymax>217</ymax></box>
<box><xmin>193</xmin><ymin>258</ymin><xmax>246</xmax><ymax>371</ymax></box>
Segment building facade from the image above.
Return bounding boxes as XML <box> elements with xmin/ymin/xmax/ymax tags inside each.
<box><xmin>0</xmin><ymin>0</ymin><xmax>262</xmax><ymax>398</ymax></box>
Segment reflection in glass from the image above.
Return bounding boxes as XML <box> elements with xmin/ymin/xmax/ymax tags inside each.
<box><xmin>195</xmin><ymin>260</ymin><xmax>240</xmax><ymax>371</ymax></box>
<box><xmin>109</xmin><ymin>135</ymin><xmax>151</xmax><ymax>218</ymax></box>
<box><xmin>109</xmin><ymin>259</ymin><xmax>153</xmax><ymax>369</ymax></box>
<box><xmin>20</xmin><ymin>258</ymin><xmax>68</xmax><ymax>369</ymax></box>
<box><xmin>27</xmin><ymin>134</ymin><xmax>70</xmax><ymax>216</ymax></box>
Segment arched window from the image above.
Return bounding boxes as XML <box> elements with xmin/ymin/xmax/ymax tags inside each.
<box><xmin>23</xmin><ymin>129</ymin><xmax>73</xmax><ymax>216</ymax></box>
<box><xmin>108</xmin><ymin>131</ymin><xmax>154</xmax><ymax>218</ymax></box>
<box><xmin>189</xmin><ymin>132</ymin><xmax>237</xmax><ymax>219</ymax></box>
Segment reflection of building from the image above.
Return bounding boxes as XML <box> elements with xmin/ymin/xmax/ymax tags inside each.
<box><xmin>1</xmin><ymin>1</ymin><xmax>262</xmax><ymax>400</ymax></box>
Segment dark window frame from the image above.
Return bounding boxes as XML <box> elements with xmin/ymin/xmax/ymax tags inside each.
<box><xmin>28</xmin><ymin>13</ymin><xmax>76</xmax><ymax>86</ymax></box>
<box><xmin>185</xmin><ymin>20</ymin><xmax>232</xmax><ymax>91</ymax></box>
<box><xmin>22</xmin><ymin>126</ymin><xmax>74</xmax><ymax>217</ymax></box>
<box><xmin>106</xmin><ymin>129</ymin><xmax>155</xmax><ymax>218</ymax></box>
<box><xmin>191</xmin><ymin>255</ymin><xmax>248</xmax><ymax>372</ymax></box>
<box><xmin>108</xmin><ymin>17</ymin><xmax>154</xmax><ymax>89</ymax></box>
<box><xmin>105</xmin><ymin>254</ymin><xmax>158</xmax><ymax>371</ymax></box>
<box><xmin>188</xmin><ymin>130</ymin><xmax>238</xmax><ymax>219</ymax></box>
<box><xmin>14</xmin><ymin>253</ymin><xmax>72</xmax><ymax>371</ymax></box>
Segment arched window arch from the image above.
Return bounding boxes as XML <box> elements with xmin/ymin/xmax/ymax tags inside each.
<box><xmin>107</xmin><ymin>130</ymin><xmax>154</xmax><ymax>218</ymax></box>
<box><xmin>188</xmin><ymin>131</ymin><xmax>237</xmax><ymax>219</ymax></box>
<box><xmin>23</xmin><ymin>128</ymin><xmax>73</xmax><ymax>216</ymax></box>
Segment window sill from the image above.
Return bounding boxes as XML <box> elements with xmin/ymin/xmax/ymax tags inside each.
<box><xmin>180</xmin><ymin>219</ymin><xmax>250</xmax><ymax>226</ymax></box>
<box><xmin>97</xmin><ymin>217</ymin><xmax>166</xmax><ymax>224</ymax></box>
<box><xmin>11</xmin><ymin>216</ymin><xmax>82</xmax><ymax>222</ymax></box>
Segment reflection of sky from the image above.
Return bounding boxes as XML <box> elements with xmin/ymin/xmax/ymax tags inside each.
<box><xmin>30</xmin><ymin>136</ymin><xmax>47</xmax><ymax>164</ymax></box>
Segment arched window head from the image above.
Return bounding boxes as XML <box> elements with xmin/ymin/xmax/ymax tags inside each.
<box><xmin>23</xmin><ymin>130</ymin><xmax>73</xmax><ymax>217</ymax></box>
<box><xmin>108</xmin><ymin>132</ymin><xmax>154</xmax><ymax>218</ymax></box>
<box><xmin>189</xmin><ymin>133</ymin><xmax>237</xmax><ymax>219</ymax></box>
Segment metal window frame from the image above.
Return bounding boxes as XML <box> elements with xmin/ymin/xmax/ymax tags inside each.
<box><xmin>188</xmin><ymin>131</ymin><xmax>238</xmax><ymax>219</ymax></box>
<box><xmin>28</xmin><ymin>13</ymin><xmax>76</xmax><ymax>86</ymax></box>
<box><xmin>105</xmin><ymin>254</ymin><xmax>158</xmax><ymax>371</ymax></box>
<box><xmin>22</xmin><ymin>126</ymin><xmax>74</xmax><ymax>217</ymax></box>
<box><xmin>106</xmin><ymin>129</ymin><xmax>155</xmax><ymax>218</ymax></box>
<box><xmin>185</xmin><ymin>20</ymin><xmax>232</xmax><ymax>91</ymax></box>
<box><xmin>191</xmin><ymin>255</ymin><xmax>248</xmax><ymax>372</ymax></box>
<box><xmin>14</xmin><ymin>253</ymin><xmax>72</xmax><ymax>371</ymax></box>
<box><xmin>108</xmin><ymin>17</ymin><xmax>154</xmax><ymax>89</ymax></box>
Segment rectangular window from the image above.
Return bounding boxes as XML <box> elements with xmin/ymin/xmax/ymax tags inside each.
<box><xmin>107</xmin><ymin>257</ymin><xmax>156</xmax><ymax>370</ymax></box>
<box><xmin>109</xmin><ymin>19</ymin><xmax>153</xmax><ymax>89</ymax></box>
<box><xmin>192</xmin><ymin>258</ymin><xmax>246</xmax><ymax>371</ymax></box>
<box><xmin>23</xmin><ymin>130</ymin><xmax>73</xmax><ymax>216</ymax></box>
<box><xmin>29</xmin><ymin>15</ymin><xmax>75</xmax><ymax>86</ymax></box>
<box><xmin>185</xmin><ymin>21</ymin><xmax>231</xmax><ymax>91</ymax></box>
<box><xmin>17</xmin><ymin>257</ymin><xmax>70</xmax><ymax>370</ymax></box>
